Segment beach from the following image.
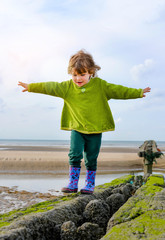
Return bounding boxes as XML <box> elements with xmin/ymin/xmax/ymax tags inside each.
<box><xmin>0</xmin><ymin>145</ymin><xmax>165</xmax><ymax>214</ymax></box>
<box><xmin>0</xmin><ymin>145</ymin><xmax>165</xmax><ymax>174</ymax></box>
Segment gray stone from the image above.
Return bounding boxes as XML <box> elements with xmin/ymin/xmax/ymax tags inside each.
<box><xmin>83</xmin><ymin>199</ymin><xmax>110</xmax><ymax>228</ymax></box>
<box><xmin>61</xmin><ymin>221</ymin><xmax>77</xmax><ymax>240</ymax></box>
<box><xmin>96</xmin><ymin>188</ymin><xmax>113</xmax><ymax>200</ymax></box>
<box><xmin>121</xmin><ymin>183</ymin><xmax>135</xmax><ymax>201</ymax></box>
<box><xmin>112</xmin><ymin>187</ymin><xmax>122</xmax><ymax>194</ymax></box>
<box><xmin>106</xmin><ymin>193</ymin><xmax>125</xmax><ymax>215</ymax></box>
<box><xmin>134</xmin><ymin>175</ymin><xmax>143</xmax><ymax>187</ymax></box>
<box><xmin>77</xmin><ymin>222</ymin><xmax>104</xmax><ymax>240</ymax></box>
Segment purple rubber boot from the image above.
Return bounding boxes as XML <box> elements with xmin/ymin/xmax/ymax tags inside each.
<box><xmin>80</xmin><ymin>170</ymin><xmax>96</xmax><ymax>194</ymax></box>
<box><xmin>61</xmin><ymin>167</ymin><xmax>80</xmax><ymax>193</ymax></box>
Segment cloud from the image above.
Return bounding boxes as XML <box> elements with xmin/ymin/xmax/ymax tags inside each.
<box><xmin>0</xmin><ymin>1</ymin><xmax>79</xmax><ymax>90</ymax></box>
<box><xmin>130</xmin><ymin>59</ymin><xmax>155</xmax><ymax>81</ymax></box>
<box><xmin>0</xmin><ymin>0</ymin><xmax>164</xmax><ymax>90</ymax></box>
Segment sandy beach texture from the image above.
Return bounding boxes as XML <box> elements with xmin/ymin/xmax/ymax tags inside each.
<box><xmin>0</xmin><ymin>146</ymin><xmax>165</xmax><ymax>174</ymax></box>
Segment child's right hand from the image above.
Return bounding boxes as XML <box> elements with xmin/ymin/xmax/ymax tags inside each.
<box><xmin>18</xmin><ymin>81</ymin><xmax>29</xmax><ymax>92</ymax></box>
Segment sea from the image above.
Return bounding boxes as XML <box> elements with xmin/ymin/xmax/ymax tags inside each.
<box><xmin>0</xmin><ymin>139</ymin><xmax>165</xmax><ymax>149</ymax></box>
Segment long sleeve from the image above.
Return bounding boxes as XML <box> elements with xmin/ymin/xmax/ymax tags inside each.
<box><xmin>27</xmin><ymin>77</ymin><xmax>144</xmax><ymax>134</ymax></box>
<box><xmin>101</xmin><ymin>80</ymin><xmax>143</xmax><ymax>100</ymax></box>
<box><xmin>28</xmin><ymin>80</ymin><xmax>71</xmax><ymax>99</ymax></box>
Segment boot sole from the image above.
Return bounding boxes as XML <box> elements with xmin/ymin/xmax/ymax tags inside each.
<box><xmin>80</xmin><ymin>189</ymin><xmax>93</xmax><ymax>194</ymax></box>
<box><xmin>61</xmin><ymin>188</ymin><xmax>78</xmax><ymax>193</ymax></box>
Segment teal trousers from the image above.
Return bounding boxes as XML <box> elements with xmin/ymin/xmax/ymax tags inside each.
<box><xmin>68</xmin><ymin>130</ymin><xmax>102</xmax><ymax>171</ymax></box>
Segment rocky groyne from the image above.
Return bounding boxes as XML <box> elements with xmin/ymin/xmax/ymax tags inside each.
<box><xmin>102</xmin><ymin>174</ymin><xmax>165</xmax><ymax>240</ymax></box>
<box><xmin>0</xmin><ymin>174</ymin><xmax>164</xmax><ymax>240</ymax></box>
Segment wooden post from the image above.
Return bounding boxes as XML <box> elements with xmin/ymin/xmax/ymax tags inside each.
<box><xmin>143</xmin><ymin>156</ymin><xmax>153</xmax><ymax>175</ymax></box>
<box><xmin>138</xmin><ymin>140</ymin><xmax>163</xmax><ymax>177</ymax></box>
<box><xmin>143</xmin><ymin>162</ymin><xmax>153</xmax><ymax>175</ymax></box>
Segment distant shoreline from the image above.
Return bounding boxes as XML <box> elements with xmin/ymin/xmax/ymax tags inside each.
<box><xmin>0</xmin><ymin>145</ymin><xmax>141</xmax><ymax>153</ymax></box>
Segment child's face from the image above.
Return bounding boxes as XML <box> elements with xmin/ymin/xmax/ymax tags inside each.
<box><xmin>72</xmin><ymin>71</ymin><xmax>91</xmax><ymax>87</ymax></box>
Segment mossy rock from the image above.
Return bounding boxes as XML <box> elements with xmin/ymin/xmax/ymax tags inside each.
<box><xmin>0</xmin><ymin>193</ymin><xmax>79</xmax><ymax>230</ymax></box>
<box><xmin>102</xmin><ymin>174</ymin><xmax>165</xmax><ymax>240</ymax></box>
<box><xmin>0</xmin><ymin>174</ymin><xmax>134</xmax><ymax>237</ymax></box>
<box><xmin>103</xmin><ymin>210</ymin><xmax>165</xmax><ymax>240</ymax></box>
<box><xmin>96</xmin><ymin>175</ymin><xmax>134</xmax><ymax>190</ymax></box>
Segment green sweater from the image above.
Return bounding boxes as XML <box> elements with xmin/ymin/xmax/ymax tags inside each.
<box><xmin>28</xmin><ymin>77</ymin><xmax>143</xmax><ymax>134</ymax></box>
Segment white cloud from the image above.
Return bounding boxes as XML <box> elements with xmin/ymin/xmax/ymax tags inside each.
<box><xmin>0</xmin><ymin>15</ymin><xmax>75</xmax><ymax>89</ymax></box>
<box><xmin>130</xmin><ymin>59</ymin><xmax>155</xmax><ymax>81</ymax></box>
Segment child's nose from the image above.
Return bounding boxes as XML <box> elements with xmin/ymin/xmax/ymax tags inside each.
<box><xmin>77</xmin><ymin>76</ymin><xmax>81</xmax><ymax>80</ymax></box>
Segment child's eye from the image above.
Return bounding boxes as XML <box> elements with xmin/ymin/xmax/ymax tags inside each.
<box><xmin>81</xmin><ymin>74</ymin><xmax>85</xmax><ymax>76</ymax></box>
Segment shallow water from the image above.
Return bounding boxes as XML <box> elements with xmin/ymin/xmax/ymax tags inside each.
<box><xmin>0</xmin><ymin>172</ymin><xmax>147</xmax><ymax>194</ymax></box>
<box><xmin>0</xmin><ymin>173</ymin><xmax>132</xmax><ymax>193</ymax></box>
<box><xmin>0</xmin><ymin>171</ymin><xmax>164</xmax><ymax>194</ymax></box>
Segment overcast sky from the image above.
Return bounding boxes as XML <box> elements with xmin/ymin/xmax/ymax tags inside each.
<box><xmin>0</xmin><ymin>0</ymin><xmax>165</xmax><ymax>141</ymax></box>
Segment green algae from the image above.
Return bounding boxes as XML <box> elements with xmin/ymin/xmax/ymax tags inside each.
<box><xmin>0</xmin><ymin>175</ymin><xmax>134</xmax><ymax>230</ymax></box>
<box><xmin>109</xmin><ymin>175</ymin><xmax>164</xmax><ymax>224</ymax></box>
<box><xmin>2</xmin><ymin>174</ymin><xmax>161</xmax><ymax>234</ymax></box>
<box><xmin>96</xmin><ymin>175</ymin><xmax>134</xmax><ymax>189</ymax></box>
<box><xmin>102</xmin><ymin>174</ymin><xmax>165</xmax><ymax>240</ymax></box>
<box><xmin>140</xmin><ymin>174</ymin><xmax>165</xmax><ymax>196</ymax></box>
<box><xmin>103</xmin><ymin>210</ymin><xmax>165</xmax><ymax>240</ymax></box>
<box><xmin>0</xmin><ymin>193</ymin><xmax>79</xmax><ymax>229</ymax></box>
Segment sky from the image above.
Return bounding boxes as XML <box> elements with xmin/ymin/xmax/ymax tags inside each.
<box><xmin>0</xmin><ymin>0</ymin><xmax>165</xmax><ymax>141</ymax></box>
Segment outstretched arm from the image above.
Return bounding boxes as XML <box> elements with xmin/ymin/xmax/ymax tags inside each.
<box><xmin>18</xmin><ymin>81</ymin><xmax>29</xmax><ymax>92</ymax></box>
<box><xmin>18</xmin><ymin>80</ymin><xmax>70</xmax><ymax>99</ymax></box>
<box><xmin>143</xmin><ymin>87</ymin><xmax>151</xmax><ymax>97</ymax></box>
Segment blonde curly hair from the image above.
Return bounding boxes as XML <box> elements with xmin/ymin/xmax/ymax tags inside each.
<box><xmin>68</xmin><ymin>49</ymin><xmax>101</xmax><ymax>77</ymax></box>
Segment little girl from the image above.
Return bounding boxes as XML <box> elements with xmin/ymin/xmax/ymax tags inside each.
<box><xmin>18</xmin><ymin>50</ymin><xmax>151</xmax><ymax>194</ymax></box>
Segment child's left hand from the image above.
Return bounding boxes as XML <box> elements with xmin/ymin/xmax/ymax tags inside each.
<box><xmin>143</xmin><ymin>87</ymin><xmax>151</xmax><ymax>97</ymax></box>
